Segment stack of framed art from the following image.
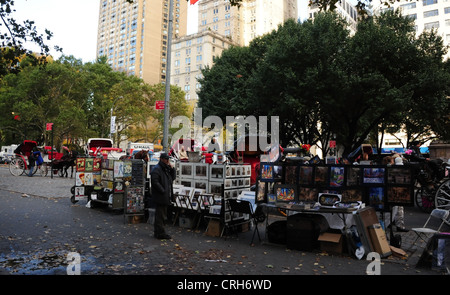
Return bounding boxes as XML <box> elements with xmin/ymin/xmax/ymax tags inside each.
<box><xmin>174</xmin><ymin>162</ymin><xmax>252</xmax><ymax>229</ymax></box>
<box><xmin>256</xmin><ymin>162</ymin><xmax>414</xmax><ymax>211</ymax></box>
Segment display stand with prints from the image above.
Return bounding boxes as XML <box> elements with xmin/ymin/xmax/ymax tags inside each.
<box><xmin>123</xmin><ymin>159</ymin><xmax>146</xmax><ymax>223</ymax></box>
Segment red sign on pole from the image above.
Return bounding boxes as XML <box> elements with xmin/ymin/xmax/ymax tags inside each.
<box><xmin>155</xmin><ymin>101</ymin><xmax>165</xmax><ymax>110</ymax></box>
<box><xmin>46</xmin><ymin>123</ymin><xmax>53</xmax><ymax>131</ymax></box>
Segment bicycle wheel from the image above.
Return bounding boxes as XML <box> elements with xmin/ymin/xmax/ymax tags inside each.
<box><xmin>9</xmin><ymin>157</ymin><xmax>25</xmax><ymax>176</ymax></box>
<box><xmin>415</xmin><ymin>186</ymin><xmax>435</xmax><ymax>213</ymax></box>
<box><xmin>435</xmin><ymin>179</ymin><xmax>450</xmax><ymax>210</ymax></box>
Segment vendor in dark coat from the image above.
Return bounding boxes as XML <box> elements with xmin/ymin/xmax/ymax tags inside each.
<box><xmin>150</xmin><ymin>153</ymin><xmax>176</xmax><ymax>239</ymax></box>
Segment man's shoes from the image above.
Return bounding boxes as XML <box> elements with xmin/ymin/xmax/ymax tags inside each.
<box><xmin>155</xmin><ymin>233</ymin><xmax>172</xmax><ymax>240</ymax></box>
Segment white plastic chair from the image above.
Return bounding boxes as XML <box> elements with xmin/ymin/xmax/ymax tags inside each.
<box><xmin>411</xmin><ymin>209</ymin><xmax>450</xmax><ymax>246</ymax></box>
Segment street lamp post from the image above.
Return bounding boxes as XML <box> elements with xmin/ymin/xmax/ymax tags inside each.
<box><xmin>110</xmin><ymin>97</ymin><xmax>121</xmax><ymax>144</ymax></box>
<box><xmin>162</xmin><ymin>0</ymin><xmax>174</xmax><ymax>153</ymax></box>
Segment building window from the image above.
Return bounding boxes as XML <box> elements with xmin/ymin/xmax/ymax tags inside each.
<box><xmin>424</xmin><ymin>21</ymin><xmax>440</xmax><ymax>29</ymax></box>
<box><xmin>401</xmin><ymin>2</ymin><xmax>416</xmax><ymax>9</ymax></box>
<box><xmin>423</xmin><ymin>0</ymin><xmax>438</xmax><ymax>5</ymax></box>
<box><xmin>424</xmin><ymin>9</ymin><xmax>439</xmax><ymax>17</ymax></box>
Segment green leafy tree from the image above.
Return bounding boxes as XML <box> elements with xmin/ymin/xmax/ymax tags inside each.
<box><xmin>0</xmin><ymin>0</ymin><xmax>61</xmax><ymax>77</ymax></box>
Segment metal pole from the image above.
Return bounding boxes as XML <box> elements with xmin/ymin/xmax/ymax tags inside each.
<box><xmin>51</xmin><ymin>127</ymin><xmax>54</xmax><ymax>179</ymax></box>
<box><xmin>162</xmin><ymin>0</ymin><xmax>174</xmax><ymax>153</ymax></box>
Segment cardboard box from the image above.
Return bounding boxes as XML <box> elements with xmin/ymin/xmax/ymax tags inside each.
<box><xmin>318</xmin><ymin>232</ymin><xmax>343</xmax><ymax>254</ymax></box>
<box><xmin>205</xmin><ymin>219</ymin><xmax>223</xmax><ymax>237</ymax></box>
<box><xmin>368</xmin><ymin>223</ymin><xmax>392</xmax><ymax>257</ymax></box>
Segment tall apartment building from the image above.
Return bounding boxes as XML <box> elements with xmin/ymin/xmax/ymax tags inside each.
<box><xmin>308</xmin><ymin>0</ymin><xmax>358</xmax><ymax>33</ymax></box>
<box><xmin>171</xmin><ymin>0</ymin><xmax>298</xmax><ymax>107</ymax></box>
<box><xmin>171</xmin><ymin>31</ymin><xmax>238</xmax><ymax>105</ymax></box>
<box><xmin>197</xmin><ymin>0</ymin><xmax>298</xmax><ymax>46</ymax></box>
<box><xmin>377</xmin><ymin>0</ymin><xmax>450</xmax><ymax>59</ymax></box>
<box><xmin>96</xmin><ymin>0</ymin><xmax>188</xmax><ymax>85</ymax></box>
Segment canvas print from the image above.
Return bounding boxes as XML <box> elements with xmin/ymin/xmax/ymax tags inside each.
<box><xmin>260</xmin><ymin>163</ymin><xmax>273</xmax><ymax>181</ymax></box>
<box><xmin>368</xmin><ymin>187</ymin><xmax>385</xmax><ymax>210</ymax></box>
<box><xmin>256</xmin><ymin>181</ymin><xmax>266</xmax><ymax>202</ymax></box>
<box><xmin>330</xmin><ymin>166</ymin><xmax>345</xmax><ymax>187</ymax></box>
<box><xmin>387</xmin><ymin>168</ymin><xmax>411</xmax><ymax>184</ymax></box>
<box><xmin>273</xmin><ymin>165</ymin><xmax>283</xmax><ymax>180</ymax></box>
<box><xmin>114</xmin><ymin>161</ymin><xmax>124</xmax><ymax>177</ymax></box>
<box><xmin>387</xmin><ymin>186</ymin><xmax>412</xmax><ymax>204</ymax></box>
<box><xmin>75</xmin><ymin>172</ymin><xmax>85</xmax><ymax>186</ymax></box>
<box><xmin>195</xmin><ymin>164</ymin><xmax>208</xmax><ymax>179</ymax></box>
<box><xmin>93</xmin><ymin>158</ymin><xmax>102</xmax><ymax>171</ymax></box>
<box><xmin>180</xmin><ymin>164</ymin><xmax>193</xmax><ymax>177</ymax></box>
<box><xmin>284</xmin><ymin>165</ymin><xmax>297</xmax><ymax>185</ymax></box>
<box><xmin>274</xmin><ymin>185</ymin><xmax>296</xmax><ymax>203</ymax></box>
<box><xmin>267</xmin><ymin>193</ymin><xmax>276</xmax><ymax>204</ymax></box>
<box><xmin>210</xmin><ymin>165</ymin><xmax>224</xmax><ymax>179</ymax></box>
<box><xmin>298</xmin><ymin>166</ymin><xmax>313</xmax><ymax>185</ymax></box>
<box><xmin>346</xmin><ymin>167</ymin><xmax>360</xmax><ymax>186</ymax></box>
<box><xmin>93</xmin><ymin>172</ymin><xmax>101</xmax><ymax>186</ymax></box>
<box><xmin>76</xmin><ymin>158</ymin><xmax>85</xmax><ymax>172</ymax></box>
<box><xmin>341</xmin><ymin>189</ymin><xmax>363</xmax><ymax>202</ymax></box>
<box><xmin>75</xmin><ymin>186</ymin><xmax>85</xmax><ymax>198</ymax></box>
<box><xmin>314</xmin><ymin>166</ymin><xmax>328</xmax><ymax>186</ymax></box>
<box><xmin>84</xmin><ymin>172</ymin><xmax>93</xmax><ymax>186</ymax></box>
<box><xmin>363</xmin><ymin>167</ymin><xmax>385</xmax><ymax>184</ymax></box>
<box><xmin>84</xmin><ymin>158</ymin><xmax>93</xmax><ymax>172</ymax></box>
<box><xmin>298</xmin><ymin>187</ymin><xmax>318</xmax><ymax>202</ymax></box>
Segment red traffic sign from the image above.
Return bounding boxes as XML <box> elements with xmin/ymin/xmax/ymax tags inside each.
<box><xmin>329</xmin><ymin>140</ymin><xmax>336</xmax><ymax>148</ymax></box>
<box><xmin>46</xmin><ymin>123</ymin><xmax>53</xmax><ymax>131</ymax></box>
<box><xmin>155</xmin><ymin>101</ymin><xmax>165</xmax><ymax>110</ymax></box>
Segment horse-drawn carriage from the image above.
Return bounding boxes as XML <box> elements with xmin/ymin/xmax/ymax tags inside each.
<box><xmin>9</xmin><ymin>140</ymin><xmax>47</xmax><ymax>176</ymax></box>
<box><xmin>9</xmin><ymin>140</ymin><xmax>77</xmax><ymax>177</ymax></box>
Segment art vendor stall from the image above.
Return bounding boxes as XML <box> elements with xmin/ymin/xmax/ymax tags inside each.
<box><xmin>170</xmin><ymin>162</ymin><xmax>253</xmax><ymax>235</ymax></box>
<box><xmin>256</xmin><ymin>160</ymin><xmax>415</xmax><ymax>258</ymax></box>
<box><xmin>71</xmin><ymin>157</ymin><xmax>147</xmax><ymax>223</ymax></box>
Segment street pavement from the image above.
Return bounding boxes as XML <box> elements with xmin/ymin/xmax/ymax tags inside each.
<box><xmin>0</xmin><ymin>164</ymin><xmax>448</xmax><ymax>284</ymax></box>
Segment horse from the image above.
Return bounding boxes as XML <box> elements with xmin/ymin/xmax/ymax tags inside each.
<box><xmin>133</xmin><ymin>149</ymin><xmax>149</xmax><ymax>162</ymax></box>
<box><xmin>53</xmin><ymin>150</ymin><xmax>78</xmax><ymax>178</ymax></box>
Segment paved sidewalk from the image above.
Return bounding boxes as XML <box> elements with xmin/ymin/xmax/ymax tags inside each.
<box><xmin>0</xmin><ymin>165</ymin><xmax>444</xmax><ymax>277</ymax></box>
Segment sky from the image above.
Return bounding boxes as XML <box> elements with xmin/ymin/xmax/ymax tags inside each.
<box><xmin>11</xmin><ymin>0</ymin><xmax>307</xmax><ymax>64</ymax></box>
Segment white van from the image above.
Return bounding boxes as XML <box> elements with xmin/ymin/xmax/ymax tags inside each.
<box><xmin>0</xmin><ymin>144</ymin><xmax>18</xmax><ymax>163</ymax></box>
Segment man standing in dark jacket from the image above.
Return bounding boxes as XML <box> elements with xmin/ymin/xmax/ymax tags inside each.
<box><xmin>150</xmin><ymin>153</ymin><xmax>176</xmax><ymax>239</ymax></box>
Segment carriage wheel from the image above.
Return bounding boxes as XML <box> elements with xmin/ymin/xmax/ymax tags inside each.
<box><xmin>415</xmin><ymin>186</ymin><xmax>435</xmax><ymax>213</ymax></box>
<box><xmin>32</xmin><ymin>165</ymin><xmax>39</xmax><ymax>176</ymax></box>
<box><xmin>38</xmin><ymin>163</ymin><xmax>48</xmax><ymax>177</ymax></box>
<box><xmin>9</xmin><ymin>157</ymin><xmax>25</xmax><ymax>176</ymax></box>
<box><xmin>435</xmin><ymin>179</ymin><xmax>450</xmax><ymax>210</ymax></box>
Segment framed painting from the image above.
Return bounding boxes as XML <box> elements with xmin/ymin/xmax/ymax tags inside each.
<box><xmin>386</xmin><ymin>186</ymin><xmax>414</xmax><ymax>206</ymax></box>
<box><xmin>297</xmin><ymin>187</ymin><xmax>318</xmax><ymax>202</ymax></box>
<box><xmin>298</xmin><ymin>166</ymin><xmax>313</xmax><ymax>185</ymax></box>
<box><xmin>362</xmin><ymin>166</ymin><xmax>385</xmax><ymax>185</ymax></box>
<box><xmin>329</xmin><ymin>166</ymin><xmax>345</xmax><ymax>187</ymax></box>
<box><xmin>367</xmin><ymin>187</ymin><xmax>385</xmax><ymax>211</ymax></box>
<box><xmin>274</xmin><ymin>184</ymin><xmax>296</xmax><ymax>203</ymax></box>
<box><xmin>260</xmin><ymin>163</ymin><xmax>274</xmax><ymax>182</ymax></box>
<box><xmin>256</xmin><ymin>181</ymin><xmax>267</xmax><ymax>203</ymax></box>
<box><xmin>314</xmin><ymin>166</ymin><xmax>328</xmax><ymax>186</ymax></box>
